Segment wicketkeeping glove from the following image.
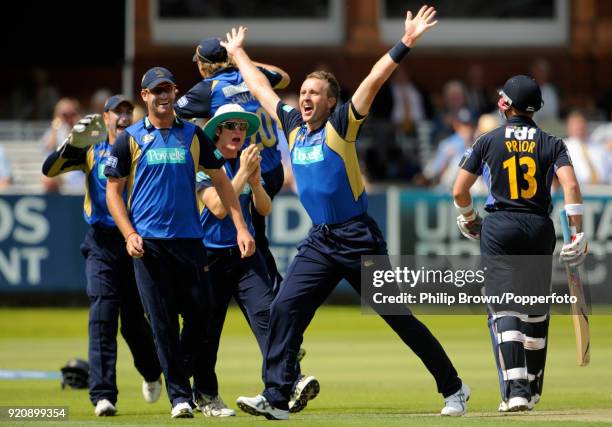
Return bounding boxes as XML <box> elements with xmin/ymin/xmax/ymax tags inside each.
<box><xmin>456</xmin><ymin>211</ymin><xmax>482</xmax><ymax>241</ymax></box>
<box><xmin>67</xmin><ymin>114</ymin><xmax>107</xmax><ymax>148</ymax></box>
<box><xmin>559</xmin><ymin>232</ymin><xmax>588</xmax><ymax>267</ymax></box>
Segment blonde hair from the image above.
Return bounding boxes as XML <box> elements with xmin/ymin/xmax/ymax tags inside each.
<box><xmin>197</xmin><ymin>59</ymin><xmax>234</xmax><ymax>78</ymax></box>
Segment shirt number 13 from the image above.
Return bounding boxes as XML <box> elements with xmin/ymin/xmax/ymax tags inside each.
<box><xmin>502</xmin><ymin>156</ymin><xmax>537</xmax><ymax>199</ymax></box>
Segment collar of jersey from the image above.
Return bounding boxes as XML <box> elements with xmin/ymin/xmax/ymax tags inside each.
<box><xmin>144</xmin><ymin>115</ymin><xmax>184</xmax><ymax>131</ymax></box>
<box><xmin>506</xmin><ymin>115</ymin><xmax>536</xmax><ymax>127</ymax></box>
<box><xmin>301</xmin><ymin>120</ymin><xmax>327</xmax><ymax>136</ymax></box>
<box><xmin>208</xmin><ymin>67</ymin><xmax>238</xmax><ymax>79</ymax></box>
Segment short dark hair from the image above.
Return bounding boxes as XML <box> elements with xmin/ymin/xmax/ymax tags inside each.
<box><xmin>305</xmin><ymin>70</ymin><xmax>340</xmax><ymax>110</ymax></box>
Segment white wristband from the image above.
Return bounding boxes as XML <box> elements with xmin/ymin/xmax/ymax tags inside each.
<box><xmin>454</xmin><ymin>200</ymin><xmax>473</xmax><ymax>215</ymax></box>
<box><xmin>565</xmin><ymin>204</ymin><xmax>584</xmax><ymax>216</ymax></box>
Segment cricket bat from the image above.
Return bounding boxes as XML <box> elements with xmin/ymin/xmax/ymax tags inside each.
<box><xmin>559</xmin><ymin>209</ymin><xmax>590</xmax><ymax>366</ymax></box>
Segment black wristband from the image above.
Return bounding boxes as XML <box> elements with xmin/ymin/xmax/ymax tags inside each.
<box><xmin>389</xmin><ymin>41</ymin><xmax>411</xmax><ymax>63</ymax></box>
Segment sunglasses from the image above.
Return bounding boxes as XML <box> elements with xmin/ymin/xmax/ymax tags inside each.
<box><xmin>220</xmin><ymin>121</ymin><xmax>248</xmax><ymax>131</ymax></box>
<box><xmin>148</xmin><ymin>85</ymin><xmax>175</xmax><ymax>95</ymax></box>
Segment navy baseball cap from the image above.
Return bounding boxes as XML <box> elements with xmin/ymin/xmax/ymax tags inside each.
<box><xmin>141</xmin><ymin>67</ymin><xmax>176</xmax><ymax>89</ymax></box>
<box><xmin>192</xmin><ymin>38</ymin><xmax>227</xmax><ymax>63</ymax></box>
<box><xmin>103</xmin><ymin>95</ymin><xmax>134</xmax><ymax>112</ymax></box>
<box><xmin>498</xmin><ymin>75</ymin><xmax>543</xmax><ymax>113</ymax></box>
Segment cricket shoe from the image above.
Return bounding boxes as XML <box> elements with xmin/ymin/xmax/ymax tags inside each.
<box><xmin>94</xmin><ymin>399</ymin><xmax>116</xmax><ymax>416</ymax></box>
<box><xmin>195</xmin><ymin>393</ymin><xmax>236</xmax><ymax>417</ymax></box>
<box><xmin>170</xmin><ymin>401</ymin><xmax>194</xmax><ymax>418</ymax></box>
<box><xmin>498</xmin><ymin>396</ymin><xmax>530</xmax><ymax>412</ymax></box>
<box><xmin>289</xmin><ymin>375</ymin><xmax>320</xmax><ymax>413</ymax></box>
<box><xmin>441</xmin><ymin>383</ymin><xmax>470</xmax><ymax>416</ymax></box>
<box><xmin>236</xmin><ymin>395</ymin><xmax>289</xmax><ymax>420</ymax></box>
<box><xmin>142</xmin><ymin>377</ymin><xmax>162</xmax><ymax>403</ymax></box>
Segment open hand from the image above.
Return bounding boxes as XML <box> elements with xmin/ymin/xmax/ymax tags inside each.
<box><xmin>402</xmin><ymin>5</ymin><xmax>437</xmax><ymax>46</ymax></box>
<box><xmin>221</xmin><ymin>26</ymin><xmax>248</xmax><ymax>57</ymax></box>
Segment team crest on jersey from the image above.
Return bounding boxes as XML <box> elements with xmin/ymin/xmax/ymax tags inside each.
<box><xmin>176</xmin><ymin>96</ymin><xmax>188</xmax><ymax>108</ymax></box>
<box><xmin>213</xmin><ymin>149</ymin><xmax>224</xmax><ymax>160</ymax></box>
<box><xmin>106</xmin><ymin>156</ymin><xmax>118</xmax><ymax>169</ymax></box>
<box><xmin>142</xmin><ymin>134</ymin><xmax>155</xmax><ymax>144</ymax></box>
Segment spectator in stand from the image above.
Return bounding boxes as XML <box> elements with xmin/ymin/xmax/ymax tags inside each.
<box><xmin>424</xmin><ymin>108</ymin><xmax>477</xmax><ymax>190</ymax></box>
<box><xmin>0</xmin><ymin>145</ymin><xmax>13</xmax><ymax>190</ymax></box>
<box><xmin>563</xmin><ymin>110</ymin><xmax>606</xmax><ymax>185</ymax></box>
<box><xmin>531</xmin><ymin>59</ymin><xmax>559</xmax><ymax>122</ymax></box>
<box><xmin>465</xmin><ymin>63</ymin><xmax>494</xmax><ymax>117</ymax></box>
<box><xmin>41</xmin><ymin>98</ymin><xmax>84</xmax><ymax>193</ymax></box>
<box><xmin>32</xmin><ymin>68</ymin><xmax>60</xmax><ymax>120</ymax></box>
<box><xmin>390</xmin><ymin>67</ymin><xmax>430</xmax><ymax>136</ymax></box>
<box><xmin>432</xmin><ymin>80</ymin><xmax>470</xmax><ymax>143</ymax></box>
<box><xmin>90</xmin><ymin>88</ymin><xmax>112</xmax><ymax>114</ymax></box>
<box><xmin>590</xmin><ymin>112</ymin><xmax>612</xmax><ymax>184</ymax></box>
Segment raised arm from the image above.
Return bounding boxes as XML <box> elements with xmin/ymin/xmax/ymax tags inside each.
<box><xmin>222</xmin><ymin>27</ymin><xmax>281</xmax><ymax>122</ymax></box>
<box><xmin>352</xmin><ymin>5</ymin><xmax>437</xmax><ymax>116</ymax></box>
<box><xmin>252</xmin><ymin>61</ymin><xmax>290</xmax><ymax>89</ymax></box>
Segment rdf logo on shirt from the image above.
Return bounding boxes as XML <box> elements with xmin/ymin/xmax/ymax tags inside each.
<box><xmin>146</xmin><ymin>148</ymin><xmax>187</xmax><ymax>165</ymax></box>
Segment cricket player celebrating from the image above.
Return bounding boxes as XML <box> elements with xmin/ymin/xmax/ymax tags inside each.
<box><xmin>104</xmin><ymin>67</ymin><xmax>254</xmax><ymax>418</ymax></box>
<box><xmin>191</xmin><ymin>104</ymin><xmax>316</xmax><ymax>416</ymax></box>
<box><xmin>453</xmin><ymin>75</ymin><xmax>587</xmax><ymax>411</ymax></box>
<box><xmin>222</xmin><ymin>5</ymin><xmax>470</xmax><ymax>420</ymax></box>
<box><xmin>175</xmin><ymin>38</ymin><xmax>290</xmax><ymax>289</ymax></box>
<box><xmin>42</xmin><ymin>96</ymin><xmax>162</xmax><ymax>416</ymax></box>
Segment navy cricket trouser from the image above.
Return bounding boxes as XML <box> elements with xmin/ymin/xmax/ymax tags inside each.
<box><xmin>81</xmin><ymin>226</ymin><xmax>161</xmax><ymax>406</ymax></box>
<box><xmin>196</xmin><ymin>248</ymin><xmax>274</xmax><ymax>396</ymax></box>
<box><xmin>481</xmin><ymin>211</ymin><xmax>555</xmax><ymax>402</ymax></box>
<box><xmin>251</xmin><ymin>163</ymin><xmax>284</xmax><ymax>289</ymax></box>
<box><xmin>132</xmin><ymin>239</ymin><xmax>211</xmax><ymax>406</ymax></box>
<box><xmin>262</xmin><ymin>214</ymin><xmax>462</xmax><ymax>409</ymax></box>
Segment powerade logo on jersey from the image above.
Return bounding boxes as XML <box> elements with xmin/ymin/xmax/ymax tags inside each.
<box><xmin>146</xmin><ymin>148</ymin><xmax>187</xmax><ymax>165</ymax></box>
<box><xmin>293</xmin><ymin>145</ymin><xmax>324</xmax><ymax>165</ymax></box>
<box><xmin>97</xmin><ymin>163</ymin><xmax>107</xmax><ymax>180</ymax></box>
<box><xmin>241</xmin><ymin>183</ymin><xmax>252</xmax><ymax>195</ymax></box>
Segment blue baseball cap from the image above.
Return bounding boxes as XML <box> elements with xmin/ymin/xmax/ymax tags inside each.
<box><xmin>192</xmin><ymin>38</ymin><xmax>227</xmax><ymax>63</ymax></box>
<box><xmin>141</xmin><ymin>67</ymin><xmax>176</xmax><ymax>89</ymax></box>
<box><xmin>103</xmin><ymin>94</ymin><xmax>133</xmax><ymax>112</ymax></box>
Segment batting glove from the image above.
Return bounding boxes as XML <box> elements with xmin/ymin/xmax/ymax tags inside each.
<box><xmin>68</xmin><ymin>114</ymin><xmax>107</xmax><ymax>148</ymax></box>
<box><xmin>456</xmin><ymin>211</ymin><xmax>482</xmax><ymax>241</ymax></box>
<box><xmin>560</xmin><ymin>232</ymin><xmax>588</xmax><ymax>267</ymax></box>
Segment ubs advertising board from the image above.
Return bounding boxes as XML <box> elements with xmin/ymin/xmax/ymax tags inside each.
<box><xmin>0</xmin><ymin>195</ymin><xmax>88</xmax><ymax>292</ymax></box>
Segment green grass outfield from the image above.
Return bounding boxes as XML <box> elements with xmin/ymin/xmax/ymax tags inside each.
<box><xmin>1</xmin><ymin>307</ymin><xmax>611</xmax><ymax>426</ymax></box>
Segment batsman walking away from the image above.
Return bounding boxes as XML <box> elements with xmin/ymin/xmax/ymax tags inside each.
<box><xmin>453</xmin><ymin>74</ymin><xmax>588</xmax><ymax>412</ymax></box>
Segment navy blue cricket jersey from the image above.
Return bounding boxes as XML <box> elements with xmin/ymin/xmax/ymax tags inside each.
<box><xmin>197</xmin><ymin>156</ymin><xmax>256</xmax><ymax>249</ymax></box>
<box><xmin>460</xmin><ymin>115</ymin><xmax>572</xmax><ymax>215</ymax></box>
<box><xmin>175</xmin><ymin>67</ymin><xmax>284</xmax><ymax>174</ymax></box>
<box><xmin>42</xmin><ymin>141</ymin><xmax>125</xmax><ymax>227</ymax></box>
<box><xmin>276</xmin><ymin>100</ymin><xmax>368</xmax><ymax>225</ymax></box>
<box><xmin>104</xmin><ymin>116</ymin><xmax>225</xmax><ymax>239</ymax></box>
